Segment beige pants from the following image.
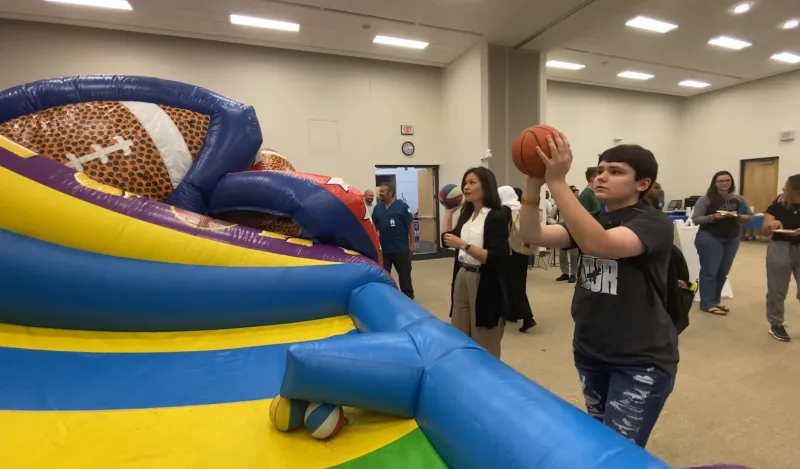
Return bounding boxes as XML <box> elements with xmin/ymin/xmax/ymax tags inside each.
<box><xmin>451</xmin><ymin>267</ymin><xmax>505</xmax><ymax>358</ymax></box>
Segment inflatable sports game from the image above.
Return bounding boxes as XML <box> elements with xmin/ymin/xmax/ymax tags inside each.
<box><xmin>0</xmin><ymin>76</ymin><xmax>671</xmax><ymax>469</ymax></box>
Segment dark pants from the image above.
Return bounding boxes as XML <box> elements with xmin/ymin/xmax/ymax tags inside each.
<box><xmin>694</xmin><ymin>230</ymin><xmax>739</xmax><ymax>309</ymax></box>
<box><xmin>383</xmin><ymin>252</ymin><xmax>414</xmax><ymax>299</ymax></box>
<box><xmin>508</xmin><ymin>251</ymin><xmax>534</xmax><ymax>324</ymax></box>
<box><xmin>574</xmin><ymin>353</ymin><xmax>675</xmax><ymax>447</ymax></box>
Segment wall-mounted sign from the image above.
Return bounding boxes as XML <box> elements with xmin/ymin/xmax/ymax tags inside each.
<box><xmin>400</xmin><ymin>125</ymin><xmax>414</xmax><ymax>135</ymax></box>
<box><xmin>402</xmin><ymin>141</ymin><xmax>415</xmax><ymax>157</ymax></box>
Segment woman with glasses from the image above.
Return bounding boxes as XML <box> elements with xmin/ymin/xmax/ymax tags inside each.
<box><xmin>691</xmin><ymin>171</ymin><xmax>752</xmax><ymax>315</ymax></box>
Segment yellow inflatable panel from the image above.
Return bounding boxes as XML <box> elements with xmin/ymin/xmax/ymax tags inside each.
<box><xmin>0</xmin><ymin>316</ymin><xmax>355</xmax><ymax>353</ymax></box>
<box><xmin>0</xmin><ymin>400</ymin><xmax>418</xmax><ymax>469</ymax></box>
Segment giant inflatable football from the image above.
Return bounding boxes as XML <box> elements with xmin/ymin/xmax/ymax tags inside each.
<box><xmin>0</xmin><ymin>76</ymin><xmax>671</xmax><ymax>469</ymax></box>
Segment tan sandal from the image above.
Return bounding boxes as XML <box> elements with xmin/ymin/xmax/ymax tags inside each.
<box><xmin>702</xmin><ymin>307</ymin><xmax>728</xmax><ymax>316</ymax></box>
<box><xmin>716</xmin><ymin>304</ymin><xmax>730</xmax><ymax>312</ymax></box>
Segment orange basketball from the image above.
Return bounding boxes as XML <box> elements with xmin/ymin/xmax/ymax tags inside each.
<box><xmin>511</xmin><ymin>125</ymin><xmax>559</xmax><ymax>178</ymax></box>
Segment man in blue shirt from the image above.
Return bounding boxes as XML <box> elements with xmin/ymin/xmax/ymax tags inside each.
<box><xmin>372</xmin><ymin>183</ymin><xmax>416</xmax><ymax>299</ymax></box>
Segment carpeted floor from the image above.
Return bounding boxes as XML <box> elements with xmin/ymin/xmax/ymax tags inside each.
<box><xmin>407</xmin><ymin>241</ymin><xmax>799</xmax><ymax>469</ymax></box>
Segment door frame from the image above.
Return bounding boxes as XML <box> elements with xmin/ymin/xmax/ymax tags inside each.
<box><xmin>739</xmin><ymin>156</ymin><xmax>779</xmax><ymax>196</ymax></box>
<box><xmin>375</xmin><ymin>164</ymin><xmax>444</xmax><ymax>260</ymax></box>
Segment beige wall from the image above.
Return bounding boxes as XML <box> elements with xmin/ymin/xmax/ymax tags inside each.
<box><xmin>546</xmin><ymin>81</ymin><xmax>683</xmax><ymax>200</ymax></box>
<box><xmin>678</xmin><ymin>70</ymin><xmax>800</xmax><ymax>199</ymax></box>
<box><xmin>0</xmin><ymin>20</ymin><xmax>444</xmax><ymax>193</ymax></box>
<box><xmin>440</xmin><ymin>43</ymin><xmax>488</xmax><ymax>188</ymax></box>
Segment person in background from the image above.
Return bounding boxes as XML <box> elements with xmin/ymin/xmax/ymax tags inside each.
<box><xmin>556</xmin><ymin>188</ymin><xmax>581</xmax><ymax>283</ymax></box>
<box><xmin>644</xmin><ymin>182</ymin><xmax>665</xmax><ymax>210</ymax></box>
<box><xmin>442</xmin><ymin>167</ymin><xmax>509</xmax><ymax>358</ymax></box>
<box><xmin>363</xmin><ymin>189</ymin><xmax>376</xmax><ymax>219</ymax></box>
<box><xmin>762</xmin><ymin>174</ymin><xmax>800</xmax><ymax>342</ymax></box>
<box><xmin>501</xmin><ymin>186</ymin><xmax>536</xmax><ymax>332</ymax></box>
<box><xmin>372</xmin><ymin>183</ymin><xmax>415</xmax><ymax>299</ymax></box>
<box><xmin>580</xmin><ymin>167</ymin><xmax>602</xmax><ymax>215</ymax></box>
<box><xmin>691</xmin><ymin>171</ymin><xmax>751</xmax><ymax>315</ymax></box>
<box><xmin>519</xmin><ymin>137</ymin><xmax>676</xmax><ymax>448</ymax></box>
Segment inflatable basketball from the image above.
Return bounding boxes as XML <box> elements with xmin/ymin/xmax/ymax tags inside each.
<box><xmin>269</xmin><ymin>395</ymin><xmax>308</xmax><ymax>432</ymax></box>
<box><xmin>304</xmin><ymin>402</ymin><xmax>345</xmax><ymax>440</ymax></box>
<box><xmin>438</xmin><ymin>184</ymin><xmax>463</xmax><ymax>209</ymax></box>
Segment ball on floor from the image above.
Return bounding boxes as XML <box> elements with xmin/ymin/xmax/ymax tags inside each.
<box><xmin>269</xmin><ymin>395</ymin><xmax>308</xmax><ymax>432</ymax></box>
<box><xmin>438</xmin><ymin>183</ymin><xmax>463</xmax><ymax>209</ymax></box>
<box><xmin>304</xmin><ymin>402</ymin><xmax>345</xmax><ymax>440</ymax></box>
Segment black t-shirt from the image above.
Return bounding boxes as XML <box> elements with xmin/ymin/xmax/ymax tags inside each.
<box><xmin>767</xmin><ymin>202</ymin><xmax>800</xmax><ymax>243</ymax></box>
<box><xmin>565</xmin><ymin>204</ymin><xmax>679</xmax><ymax>374</ymax></box>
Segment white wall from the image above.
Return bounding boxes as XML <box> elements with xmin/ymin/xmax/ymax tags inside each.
<box><xmin>678</xmin><ymin>70</ymin><xmax>800</xmax><ymax>198</ymax></box>
<box><xmin>440</xmin><ymin>43</ymin><xmax>488</xmax><ymax>189</ymax></box>
<box><xmin>546</xmin><ymin>81</ymin><xmax>683</xmax><ymax>201</ymax></box>
<box><xmin>0</xmin><ymin>20</ymin><xmax>443</xmax><ymax>193</ymax></box>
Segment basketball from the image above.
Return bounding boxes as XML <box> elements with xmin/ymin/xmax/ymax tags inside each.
<box><xmin>304</xmin><ymin>402</ymin><xmax>345</xmax><ymax>440</ymax></box>
<box><xmin>438</xmin><ymin>184</ymin><xmax>463</xmax><ymax>209</ymax></box>
<box><xmin>269</xmin><ymin>395</ymin><xmax>309</xmax><ymax>432</ymax></box>
<box><xmin>511</xmin><ymin>125</ymin><xmax>560</xmax><ymax>178</ymax></box>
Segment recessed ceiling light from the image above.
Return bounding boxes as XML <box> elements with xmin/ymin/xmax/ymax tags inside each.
<box><xmin>546</xmin><ymin>60</ymin><xmax>585</xmax><ymax>70</ymax></box>
<box><xmin>679</xmin><ymin>80</ymin><xmax>711</xmax><ymax>88</ymax></box>
<box><xmin>731</xmin><ymin>3</ymin><xmax>752</xmax><ymax>14</ymax></box>
<box><xmin>44</xmin><ymin>0</ymin><xmax>132</xmax><ymax>10</ymax></box>
<box><xmin>229</xmin><ymin>14</ymin><xmax>300</xmax><ymax>32</ymax></box>
<box><xmin>781</xmin><ymin>19</ymin><xmax>799</xmax><ymax>30</ymax></box>
<box><xmin>373</xmin><ymin>35</ymin><xmax>429</xmax><ymax>50</ymax></box>
<box><xmin>625</xmin><ymin>16</ymin><xmax>678</xmax><ymax>33</ymax></box>
<box><xmin>708</xmin><ymin>35</ymin><xmax>752</xmax><ymax>50</ymax></box>
<box><xmin>771</xmin><ymin>51</ymin><xmax>800</xmax><ymax>64</ymax></box>
<box><xmin>618</xmin><ymin>71</ymin><xmax>654</xmax><ymax>80</ymax></box>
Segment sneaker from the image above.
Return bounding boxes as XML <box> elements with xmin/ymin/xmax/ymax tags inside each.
<box><xmin>556</xmin><ymin>274</ymin><xmax>570</xmax><ymax>282</ymax></box>
<box><xmin>568</xmin><ymin>275</ymin><xmax>577</xmax><ymax>284</ymax></box>
<box><xmin>769</xmin><ymin>324</ymin><xmax>791</xmax><ymax>342</ymax></box>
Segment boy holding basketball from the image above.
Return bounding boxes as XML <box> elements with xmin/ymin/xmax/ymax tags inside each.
<box><xmin>519</xmin><ymin>133</ymin><xmax>676</xmax><ymax>448</ymax></box>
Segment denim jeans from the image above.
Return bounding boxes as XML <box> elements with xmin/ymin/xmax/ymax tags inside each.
<box><xmin>574</xmin><ymin>353</ymin><xmax>675</xmax><ymax>447</ymax></box>
<box><xmin>694</xmin><ymin>230</ymin><xmax>740</xmax><ymax>309</ymax></box>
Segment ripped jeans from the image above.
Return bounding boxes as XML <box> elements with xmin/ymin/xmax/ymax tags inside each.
<box><xmin>574</xmin><ymin>353</ymin><xmax>675</xmax><ymax>447</ymax></box>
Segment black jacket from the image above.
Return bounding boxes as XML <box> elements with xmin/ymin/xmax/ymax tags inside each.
<box><xmin>442</xmin><ymin>208</ymin><xmax>510</xmax><ymax>328</ymax></box>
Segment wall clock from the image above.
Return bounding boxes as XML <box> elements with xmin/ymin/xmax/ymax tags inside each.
<box><xmin>402</xmin><ymin>141</ymin><xmax>415</xmax><ymax>157</ymax></box>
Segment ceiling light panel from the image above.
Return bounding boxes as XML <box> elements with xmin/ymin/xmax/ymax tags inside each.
<box><xmin>708</xmin><ymin>36</ymin><xmax>752</xmax><ymax>50</ymax></box>
<box><xmin>625</xmin><ymin>16</ymin><xmax>678</xmax><ymax>33</ymax></box>
<box><xmin>679</xmin><ymin>80</ymin><xmax>711</xmax><ymax>88</ymax></box>
<box><xmin>229</xmin><ymin>15</ymin><xmax>300</xmax><ymax>32</ymax></box>
<box><xmin>731</xmin><ymin>3</ymin><xmax>752</xmax><ymax>14</ymax></box>
<box><xmin>546</xmin><ymin>60</ymin><xmax>585</xmax><ymax>70</ymax></box>
<box><xmin>373</xmin><ymin>36</ymin><xmax>429</xmax><ymax>50</ymax></box>
<box><xmin>44</xmin><ymin>0</ymin><xmax>132</xmax><ymax>10</ymax></box>
<box><xmin>781</xmin><ymin>19</ymin><xmax>799</xmax><ymax>30</ymax></box>
<box><xmin>618</xmin><ymin>71</ymin><xmax>654</xmax><ymax>80</ymax></box>
<box><xmin>771</xmin><ymin>52</ymin><xmax>800</xmax><ymax>64</ymax></box>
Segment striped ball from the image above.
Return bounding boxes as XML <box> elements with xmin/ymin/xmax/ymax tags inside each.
<box><xmin>304</xmin><ymin>402</ymin><xmax>345</xmax><ymax>440</ymax></box>
<box><xmin>438</xmin><ymin>183</ymin><xmax>463</xmax><ymax>209</ymax></box>
<box><xmin>269</xmin><ymin>395</ymin><xmax>308</xmax><ymax>432</ymax></box>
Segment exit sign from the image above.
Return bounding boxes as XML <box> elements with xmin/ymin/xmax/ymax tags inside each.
<box><xmin>400</xmin><ymin>125</ymin><xmax>414</xmax><ymax>135</ymax></box>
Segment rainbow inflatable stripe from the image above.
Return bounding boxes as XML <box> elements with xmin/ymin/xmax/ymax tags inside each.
<box><xmin>0</xmin><ymin>76</ymin><xmax>671</xmax><ymax>469</ymax></box>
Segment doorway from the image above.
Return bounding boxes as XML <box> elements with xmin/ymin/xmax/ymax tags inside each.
<box><xmin>375</xmin><ymin>165</ymin><xmax>440</xmax><ymax>256</ymax></box>
<box><xmin>740</xmin><ymin>157</ymin><xmax>779</xmax><ymax>213</ymax></box>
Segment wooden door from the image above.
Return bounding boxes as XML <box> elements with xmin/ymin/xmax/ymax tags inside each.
<box><xmin>741</xmin><ymin>158</ymin><xmax>779</xmax><ymax>213</ymax></box>
<box><xmin>416</xmin><ymin>168</ymin><xmax>437</xmax><ymax>253</ymax></box>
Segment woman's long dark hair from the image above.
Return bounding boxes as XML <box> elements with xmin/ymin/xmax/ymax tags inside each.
<box><xmin>707</xmin><ymin>170</ymin><xmax>736</xmax><ymax>208</ymax></box>
<box><xmin>455</xmin><ymin>167</ymin><xmax>502</xmax><ymax>228</ymax></box>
